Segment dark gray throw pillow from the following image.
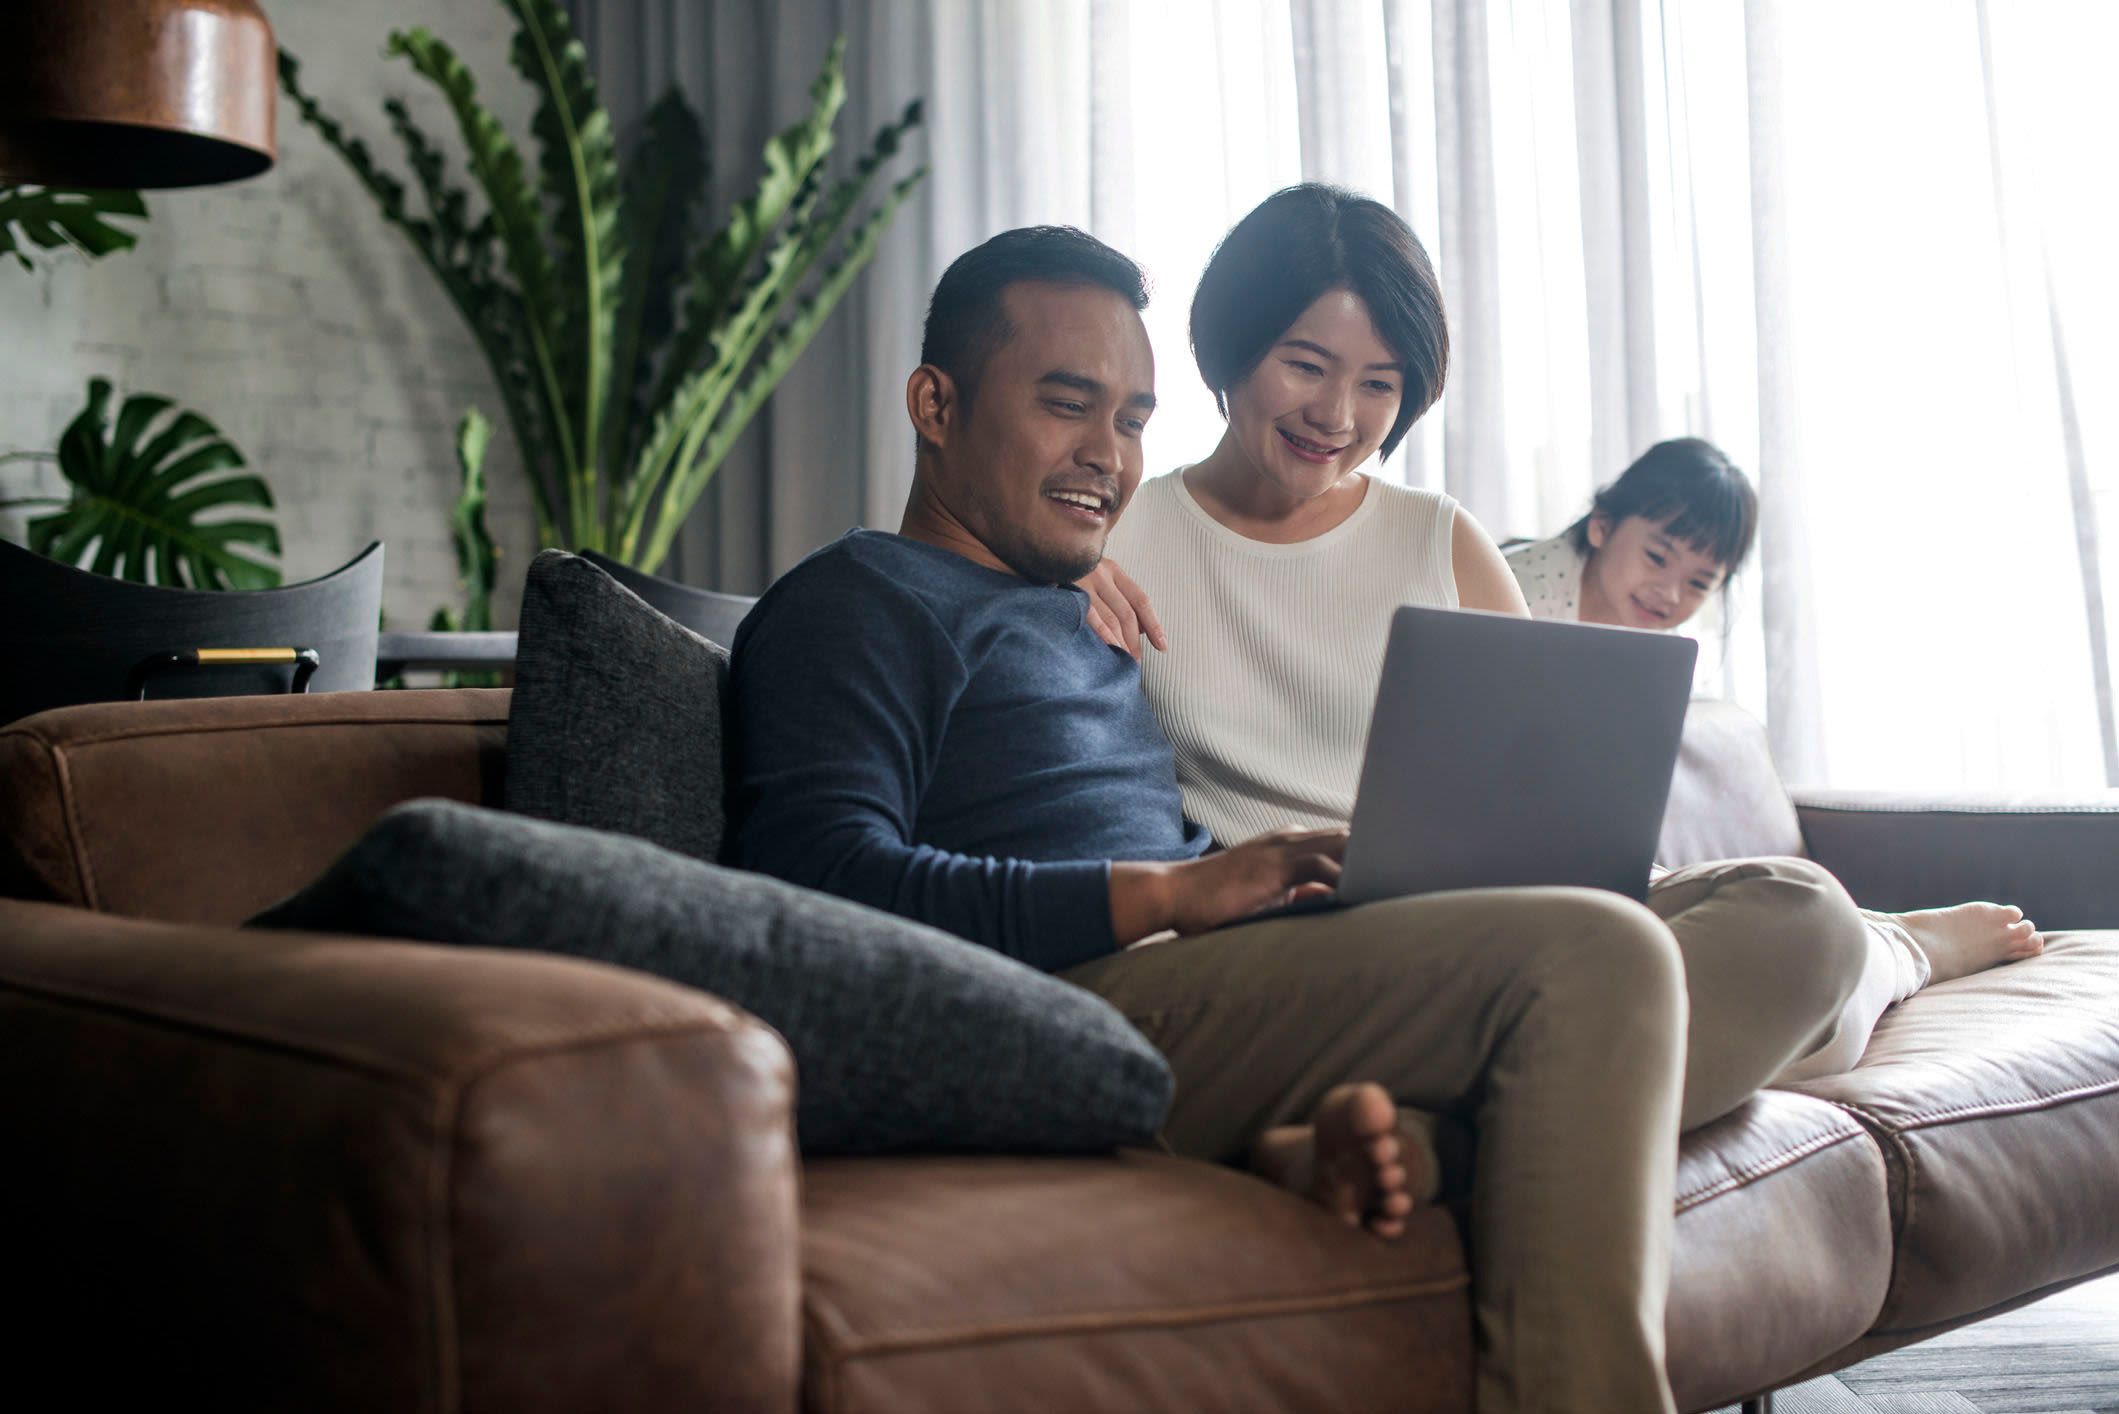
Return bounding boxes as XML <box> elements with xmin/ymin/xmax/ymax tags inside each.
<box><xmin>249</xmin><ymin>799</ymin><xmax>1173</xmax><ymax>1156</ymax></box>
<box><xmin>505</xmin><ymin>549</ymin><xmax>727</xmax><ymax>862</ymax></box>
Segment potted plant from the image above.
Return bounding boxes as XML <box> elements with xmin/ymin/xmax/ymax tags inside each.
<box><xmin>279</xmin><ymin>0</ymin><xmax>926</xmax><ymax>576</ymax></box>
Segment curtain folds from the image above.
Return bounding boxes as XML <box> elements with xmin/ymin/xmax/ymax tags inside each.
<box><xmin>563</xmin><ymin>0</ymin><xmax>2114</xmax><ymax>794</ymax></box>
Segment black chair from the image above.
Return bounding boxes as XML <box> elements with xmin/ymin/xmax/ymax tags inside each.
<box><xmin>1</xmin><ymin>539</ymin><xmax>384</xmax><ymax>725</ymax></box>
<box><xmin>581</xmin><ymin>549</ymin><xmax>756</xmax><ymax>647</ymax></box>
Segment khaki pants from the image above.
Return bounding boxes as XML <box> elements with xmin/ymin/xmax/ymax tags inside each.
<box><xmin>1647</xmin><ymin>857</ymin><xmax>1873</xmax><ymax>1129</ymax></box>
<box><xmin>1062</xmin><ymin>856</ymin><xmax>1868</xmax><ymax>1414</ymax></box>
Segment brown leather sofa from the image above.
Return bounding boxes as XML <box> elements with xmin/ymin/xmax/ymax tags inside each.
<box><xmin>3</xmin><ymin>689</ymin><xmax>2114</xmax><ymax>1412</ymax></box>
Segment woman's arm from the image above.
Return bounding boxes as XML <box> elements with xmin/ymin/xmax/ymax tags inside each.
<box><xmin>1451</xmin><ymin>507</ymin><xmax>1532</xmax><ymax>616</ymax></box>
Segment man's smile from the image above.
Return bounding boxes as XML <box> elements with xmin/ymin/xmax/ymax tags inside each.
<box><xmin>1044</xmin><ymin>485</ymin><xmax>1116</xmax><ymax>522</ymax></box>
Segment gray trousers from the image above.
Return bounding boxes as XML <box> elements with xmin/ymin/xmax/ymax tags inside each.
<box><xmin>1063</xmin><ymin>856</ymin><xmax>1867</xmax><ymax>1414</ymax></box>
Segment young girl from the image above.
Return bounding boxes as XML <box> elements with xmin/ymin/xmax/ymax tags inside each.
<box><xmin>1505</xmin><ymin>439</ymin><xmax>2043</xmax><ymax>1066</ymax></box>
<box><xmin>1504</xmin><ymin>437</ymin><xmax>1753</xmax><ymax>634</ymax></box>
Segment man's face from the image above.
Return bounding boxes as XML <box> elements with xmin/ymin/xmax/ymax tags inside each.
<box><xmin>922</xmin><ymin>281</ymin><xmax>1156</xmax><ymax>583</ymax></box>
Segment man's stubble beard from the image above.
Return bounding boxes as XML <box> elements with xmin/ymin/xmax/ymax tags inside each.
<box><xmin>991</xmin><ymin>528</ymin><xmax>1104</xmax><ymax>586</ymax></box>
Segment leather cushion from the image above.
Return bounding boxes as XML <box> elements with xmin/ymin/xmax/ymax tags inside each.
<box><xmin>1659</xmin><ymin>700</ymin><xmax>1806</xmax><ymax>868</ymax></box>
<box><xmin>1785</xmin><ymin>928</ymin><xmax>2119</xmax><ymax>1333</ymax></box>
<box><xmin>0</xmin><ymin>688</ymin><xmax>507</xmax><ymax>922</ymax></box>
<box><xmin>505</xmin><ymin>549</ymin><xmax>730</xmax><ymax>862</ymax></box>
<box><xmin>251</xmin><ymin>800</ymin><xmax>1174</xmax><ymax>1156</ymax></box>
<box><xmin>1665</xmin><ymin>1090</ymin><xmax>1892</xmax><ymax>1412</ymax></box>
<box><xmin>801</xmin><ymin>1151</ymin><xmax>1472</xmax><ymax>1413</ymax></box>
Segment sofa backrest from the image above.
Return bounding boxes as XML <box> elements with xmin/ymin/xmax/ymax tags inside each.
<box><xmin>0</xmin><ymin>689</ymin><xmax>509</xmax><ymax>925</ymax></box>
<box><xmin>1658</xmin><ymin>699</ymin><xmax>1807</xmax><ymax>868</ymax></box>
<box><xmin>1</xmin><ymin>686</ymin><xmax>1803</xmax><ymax>923</ymax></box>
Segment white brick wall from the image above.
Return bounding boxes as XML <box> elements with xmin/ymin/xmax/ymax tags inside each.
<box><xmin>0</xmin><ymin>0</ymin><xmax>543</xmax><ymax>629</ymax></box>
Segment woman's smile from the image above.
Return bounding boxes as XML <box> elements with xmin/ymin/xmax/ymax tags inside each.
<box><xmin>1276</xmin><ymin>426</ymin><xmax>1348</xmax><ymax>464</ymax></box>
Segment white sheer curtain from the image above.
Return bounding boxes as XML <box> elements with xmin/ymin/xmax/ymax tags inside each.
<box><xmin>573</xmin><ymin>0</ymin><xmax>2118</xmax><ymax>794</ymax></box>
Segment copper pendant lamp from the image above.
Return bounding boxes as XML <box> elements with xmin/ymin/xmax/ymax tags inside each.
<box><xmin>0</xmin><ymin>0</ymin><xmax>277</xmax><ymax>189</ymax></box>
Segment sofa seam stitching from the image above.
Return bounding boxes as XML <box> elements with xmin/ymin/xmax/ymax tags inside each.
<box><xmin>1672</xmin><ymin>1126</ymin><xmax>1863</xmax><ymax>1212</ymax></box>
<box><xmin>47</xmin><ymin>738</ymin><xmax>102</xmax><ymax>911</ymax></box>
<box><xmin>1</xmin><ymin>708</ymin><xmax>510</xmax><ymax>753</ymax></box>
<box><xmin>1793</xmin><ymin>802</ymin><xmax>2119</xmax><ymax>817</ymax></box>
<box><xmin>1820</xmin><ymin>1074</ymin><xmax>2119</xmax><ymax>1131</ymax></box>
<box><xmin>429</xmin><ymin>1072</ymin><xmax>460</xmax><ymax>1414</ymax></box>
<box><xmin>1826</xmin><ymin>1099</ymin><xmax>1919</xmax><ymax>1314</ymax></box>
<box><xmin>810</xmin><ymin>1272</ymin><xmax>1469</xmax><ymax>1360</ymax></box>
<box><xmin>0</xmin><ymin>969</ymin><xmax>740</xmax><ymax>1088</ymax></box>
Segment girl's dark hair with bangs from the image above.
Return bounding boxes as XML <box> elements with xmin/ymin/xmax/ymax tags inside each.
<box><xmin>1190</xmin><ymin>184</ymin><xmax>1448</xmax><ymax>460</ymax></box>
<box><xmin>1568</xmin><ymin>438</ymin><xmax>1759</xmax><ymax>575</ymax></box>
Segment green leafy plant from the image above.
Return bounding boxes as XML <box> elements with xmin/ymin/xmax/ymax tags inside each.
<box><xmin>426</xmin><ymin>407</ymin><xmax>504</xmax><ymax>686</ymax></box>
<box><xmin>434</xmin><ymin>406</ymin><xmax>498</xmax><ymax>635</ymax></box>
<box><xmin>0</xmin><ymin>186</ymin><xmax>149</xmax><ymax>270</ymax></box>
<box><xmin>279</xmin><ymin>0</ymin><xmax>926</xmax><ymax>574</ymax></box>
<box><xmin>0</xmin><ymin>378</ymin><xmax>280</xmax><ymax>589</ymax></box>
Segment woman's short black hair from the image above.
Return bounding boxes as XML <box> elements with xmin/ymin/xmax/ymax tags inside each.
<box><xmin>1189</xmin><ymin>184</ymin><xmax>1448</xmax><ymax>460</ymax></box>
<box><xmin>919</xmin><ymin>225</ymin><xmax>1149</xmax><ymax>412</ymax></box>
<box><xmin>1567</xmin><ymin>438</ymin><xmax>1759</xmax><ymax>574</ymax></box>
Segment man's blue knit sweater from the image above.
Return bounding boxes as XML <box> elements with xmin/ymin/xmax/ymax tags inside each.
<box><xmin>727</xmin><ymin>530</ymin><xmax>1210</xmax><ymax>973</ymax></box>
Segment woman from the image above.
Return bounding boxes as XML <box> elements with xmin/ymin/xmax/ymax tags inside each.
<box><xmin>1091</xmin><ymin>184</ymin><xmax>2031</xmax><ymax>1136</ymax></box>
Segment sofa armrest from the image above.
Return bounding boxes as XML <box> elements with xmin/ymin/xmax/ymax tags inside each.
<box><xmin>1793</xmin><ymin>789</ymin><xmax>2119</xmax><ymax>927</ymax></box>
<box><xmin>0</xmin><ymin>899</ymin><xmax>799</xmax><ymax>1413</ymax></box>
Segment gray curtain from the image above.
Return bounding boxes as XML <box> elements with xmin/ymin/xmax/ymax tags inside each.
<box><xmin>565</xmin><ymin>0</ymin><xmax>1108</xmax><ymax>594</ymax></box>
<box><xmin>567</xmin><ymin>0</ymin><xmax>898</xmax><ymax>593</ymax></box>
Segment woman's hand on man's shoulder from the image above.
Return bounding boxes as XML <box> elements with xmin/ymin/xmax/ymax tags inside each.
<box><xmin>1077</xmin><ymin>556</ymin><xmax>1168</xmax><ymax>658</ymax></box>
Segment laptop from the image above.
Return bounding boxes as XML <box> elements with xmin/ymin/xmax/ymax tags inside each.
<box><xmin>1264</xmin><ymin>604</ymin><xmax>1696</xmax><ymax>914</ymax></box>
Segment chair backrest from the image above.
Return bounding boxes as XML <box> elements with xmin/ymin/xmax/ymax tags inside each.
<box><xmin>1657</xmin><ymin>698</ymin><xmax>1807</xmax><ymax>867</ymax></box>
<box><xmin>580</xmin><ymin>549</ymin><xmax>756</xmax><ymax>648</ymax></box>
<box><xmin>0</xmin><ymin>539</ymin><xmax>384</xmax><ymax>725</ymax></box>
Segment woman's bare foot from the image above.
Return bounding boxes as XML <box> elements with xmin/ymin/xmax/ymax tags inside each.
<box><xmin>1249</xmin><ymin>1083</ymin><xmax>1423</xmax><ymax>1239</ymax></box>
<box><xmin>1895</xmin><ymin>902</ymin><xmax>2043</xmax><ymax>985</ymax></box>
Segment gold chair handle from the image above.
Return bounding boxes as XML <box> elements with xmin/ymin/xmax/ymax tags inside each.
<box><xmin>127</xmin><ymin>647</ymin><xmax>322</xmax><ymax>699</ymax></box>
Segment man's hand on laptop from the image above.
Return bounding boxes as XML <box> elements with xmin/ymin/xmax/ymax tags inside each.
<box><xmin>1110</xmin><ymin>828</ymin><xmax>1347</xmax><ymax>943</ymax></box>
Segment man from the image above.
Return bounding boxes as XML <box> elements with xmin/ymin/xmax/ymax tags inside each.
<box><xmin>727</xmin><ymin>226</ymin><xmax>1689</xmax><ymax>1414</ymax></box>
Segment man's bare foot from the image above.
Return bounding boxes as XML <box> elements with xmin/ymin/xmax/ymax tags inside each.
<box><xmin>1249</xmin><ymin>1083</ymin><xmax>1423</xmax><ymax>1239</ymax></box>
<box><xmin>1896</xmin><ymin>901</ymin><xmax>2043</xmax><ymax>985</ymax></box>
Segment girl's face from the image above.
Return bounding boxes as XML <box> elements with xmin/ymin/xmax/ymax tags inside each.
<box><xmin>1223</xmin><ymin>288</ymin><xmax>1404</xmax><ymax>504</ymax></box>
<box><xmin>1581</xmin><ymin>513</ymin><xmax>1728</xmax><ymax>630</ymax></box>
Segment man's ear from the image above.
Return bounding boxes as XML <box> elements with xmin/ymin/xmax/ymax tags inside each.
<box><xmin>1586</xmin><ymin>511</ymin><xmax>1612</xmax><ymax>551</ymax></box>
<box><xmin>906</xmin><ymin>365</ymin><xmax>958</xmax><ymax>449</ymax></box>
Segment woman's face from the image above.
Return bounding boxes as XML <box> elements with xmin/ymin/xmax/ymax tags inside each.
<box><xmin>1582</xmin><ymin>514</ymin><xmax>1728</xmax><ymax>630</ymax></box>
<box><xmin>1222</xmin><ymin>288</ymin><xmax>1404</xmax><ymax>504</ymax></box>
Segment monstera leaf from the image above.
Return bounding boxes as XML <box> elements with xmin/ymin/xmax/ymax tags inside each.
<box><xmin>0</xmin><ymin>186</ymin><xmax>149</xmax><ymax>270</ymax></box>
<box><xmin>23</xmin><ymin>379</ymin><xmax>280</xmax><ymax>589</ymax></box>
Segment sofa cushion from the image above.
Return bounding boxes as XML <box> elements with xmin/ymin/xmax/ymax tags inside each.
<box><xmin>249</xmin><ymin>799</ymin><xmax>1174</xmax><ymax>1156</ymax></box>
<box><xmin>1783</xmin><ymin>927</ymin><xmax>2119</xmax><ymax>1334</ymax></box>
<box><xmin>1664</xmin><ymin>1090</ymin><xmax>1891</xmax><ymax>1412</ymax></box>
<box><xmin>801</xmin><ymin>1150</ymin><xmax>1471</xmax><ymax>1413</ymax></box>
<box><xmin>0</xmin><ymin>690</ymin><xmax>508</xmax><ymax>924</ymax></box>
<box><xmin>504</xmin><ymin>549</ymin><xmax>729</xmax><ymax>862</ymax></box>
<box><xmin>1659</xmin><ymin>700</ymin><xmax>1806</xmax><ymax>868</ymax></box>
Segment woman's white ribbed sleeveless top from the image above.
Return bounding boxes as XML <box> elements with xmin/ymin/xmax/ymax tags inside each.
<box><xmin>1105</xmin><ymin>468</ymin><xmax>1459</xmax><ymax>846</ymax></box>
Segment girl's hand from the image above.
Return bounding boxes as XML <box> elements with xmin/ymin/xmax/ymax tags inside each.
<box><xmin>1077</xmin><ymin>557</ymin><xmax>1168</xmax><ymax>659</ymax></box>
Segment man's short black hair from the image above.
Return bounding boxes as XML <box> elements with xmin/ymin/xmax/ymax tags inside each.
<box><xmin>919</xmin><ymin>226</ymin><xmax>1150</xmax><ymax>412</ymax></box>
<box><xmin>1190</xmin><ymin>184</ymin><xmax>1448</xmax><ymax>460</ymax></box>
